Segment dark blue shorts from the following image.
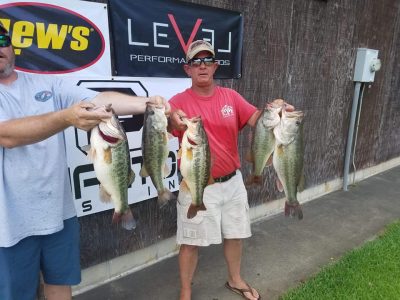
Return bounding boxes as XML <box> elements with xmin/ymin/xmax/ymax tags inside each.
<box><xmin>0</xmin><ymin>217</ymin><xmax>81</xmax><ymax>300</ymax></box>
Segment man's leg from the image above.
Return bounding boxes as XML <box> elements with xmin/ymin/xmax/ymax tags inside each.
<box><xmin>0</xmin><ymin>236</ymin><xmax>40</xmax><ymax>300</ymax></box>
<box><xmin>41</xmin><ymin>217</ymin><xmax>80</xmax><ymax>300</ymax></box>
<box><xmin>224</xmin><ymin>238</ymin><xmax>259</xmax><ymax>300</ymax></box>
<box><xmin>179</xmin><ymin>244</ymin><xmax>199</xmax><ymax>300</ymax></box>
<box><xmin>44</xmin><ymin>284</ymin><xmax>71</xmax><ymax>300</ymax></box>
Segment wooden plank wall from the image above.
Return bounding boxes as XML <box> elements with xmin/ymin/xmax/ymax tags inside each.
<box><xmin>79</xmin><ymin>0</ymin><xmax>400</xmax><ymax>268</ymax></box>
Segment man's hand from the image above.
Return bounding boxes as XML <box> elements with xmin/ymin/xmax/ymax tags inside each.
<box><xmin>149</xmin><ymin>95</ymin><xmax>171</xmax><ymax>115</ymax></box>
<box><xmin>63</xmin><ymin>102</ymin><xmax>113</xmax><ymax>131</ymax></box>
<box><xmin>168</xmin><ymin>109</ymin><xmax>188</xmax><ymax>131</ymax></box>
<box><xmin>268</xmin><ymin>98</ymin><xmax>295</xmax><ymax>112</ymax></box>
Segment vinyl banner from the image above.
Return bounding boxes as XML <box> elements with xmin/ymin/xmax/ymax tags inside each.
<box><xmin>109</xmin><ymin>0</ymin><xmax>243</xmax><ymax>79</ymax></box>
<box><xmin>0</xmin><ymin>0</ymin><xmax>111</xmax><ymax>77</ymax></box>
<box><xmin>64</xmin><ymin>77</ymin><xmax>191</xmax><ymax>217</ymax></box>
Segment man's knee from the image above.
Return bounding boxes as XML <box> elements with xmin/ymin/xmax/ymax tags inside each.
<box><xmin>179</xmin><ymin>244</ymin><xmax>198</xmax><ymax>253</ymax></box>
<box><xmin>44</xmin><ymin>284</ymin><xmax>71</xmax><ymax>300</ymax></box>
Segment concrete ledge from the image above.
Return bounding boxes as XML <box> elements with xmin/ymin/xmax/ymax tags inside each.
<box><xmin>73</xmin><ymin>156</ymin><xmax>400</xmax><ymax>296</ymax></box>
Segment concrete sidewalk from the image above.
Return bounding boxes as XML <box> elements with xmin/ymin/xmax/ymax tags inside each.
<box><xmin>73</xmin><ymin>165</ymin><xmax>400</xmax><ymax>300</ymax></box>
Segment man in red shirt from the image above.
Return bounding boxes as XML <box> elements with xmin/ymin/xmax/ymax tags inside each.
<box><xmin>169</xmin><ymin>40</ymin><xmax>293</xmax><ymax>300</ymax></box>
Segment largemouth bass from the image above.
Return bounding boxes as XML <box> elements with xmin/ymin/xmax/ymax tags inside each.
<box><xmin>87</xmin><ymin>105</ymin><xmax>136</xmax><ymax>230</ymax></box>
<box><xmin>246</xmin><ymin>101</ymin><xmax>283</xmax><ymax>185</ymax></box>
<box><xmin>140</xmin><ymin>102</ymin><xmax>175</xmax><ymax>207</ymax></box>
<box><xmin>179</xmin><ymin>116</ymin><xmax>211</xmax><ymax>219</ymax></box>
<box><xmin>273</xmin><ymin>109</ymin><xmax>305</xmax><ymax>220</ymax></box>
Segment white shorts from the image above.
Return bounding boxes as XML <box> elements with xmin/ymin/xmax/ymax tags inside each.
<box><xmin>176</xmin><ymin>170</ymin><xmax>251</xmax><ymax>246</ymax></box>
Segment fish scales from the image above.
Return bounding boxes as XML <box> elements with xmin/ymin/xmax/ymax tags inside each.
<box><xmin>273</xmin><ymin>110</ymin><xmax>304</xmax><ymax>220</ymax></box>
<box><xmin>140</xmin><ymin>103</ymin><xmax>174</xmax><ymax>206</ymax></box>
<box><xmin>180</xmin><ymin>117</ymin><xmax>211</xmax><ymax>218</ymax></box>
<box><xmin>88</xmin><ymin>107</ymin><xmax>136</xmax><ymax>230</ymax></box>
<box><xmin>247</xmin><ymin>104</ymin><xmax>281</xmax><ymax>185</ymax></box>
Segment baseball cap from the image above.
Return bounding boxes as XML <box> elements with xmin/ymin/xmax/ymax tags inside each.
<box><xmin>186</xmin><ymin>40</ymin><xmax>215</xmax><ymax>62</ymax></box>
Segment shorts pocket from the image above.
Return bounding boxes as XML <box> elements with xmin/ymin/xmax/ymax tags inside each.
<box><xmin>180</xmin><ymin>209</ymin><xmax>205</xmax><ymax>239</ymax></box>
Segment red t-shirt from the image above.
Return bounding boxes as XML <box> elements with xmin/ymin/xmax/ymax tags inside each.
<box><xmin>169</xmin><ymin>86</ymin><xmax>257</xmax><ymax>178</ymax></box>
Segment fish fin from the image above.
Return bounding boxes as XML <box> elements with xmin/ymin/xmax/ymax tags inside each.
<box><xmin>81</xmin><ymin>144</ymin><xmax>91</xmax><ymax>153</ymax></box>
<box><xmin>245</xmin><ymin>149</ymin><xmax>253</xmax><ymax>163</ymax></box>
<box><xmin>157</xmin><ymin>188</ymin><xmax>176</xmax><ymax>208</ymax></box>
<box><xmin>276</xmin><ymin>144</ymin><xmax>284</xmax><ymax>155</ymax></box>
<box><xmin>121</xmin><ymin>209</ymin><xmax>137</xmax><ymax>230</ymax></box>
<box><xmin>186</xmin><ymin>148</ymin><xmax>193</xmax><ymax>160</ymax></box>
<box><xmin>112</xmin><ymin>209</ymin><xmax>137</xmax><ymax>230</ymax></box>
<box><xmin>163</xmin><ymin>163</ymin><xmax>170</xmax><ymax>178</ymax></box>
<box><xmin>103</xmin><ymin>147</ymin><xmax>112</xmax><ymax>164</ymax></box>
<box><xmin>187</xmin><ymin>203</ymin><xmax>206</xmax><ymax>219</ymax></box>
<box><xmin>207</xmin><ymin>174</ymin><xmax>214</xmax><ymax>185</ymax></box>
<box><xmin>199</xmin><ymin>203</ymin><xmax>207</xmax><ymax>211</ymax></box>
<box><xmin>83</xmin><ymin>145</ymin><xmax>95</xmax><ymax>162</ymax></box>
<box><xmin>297</xmin><ymin>173</ymin><xmax>305</xmax><ymax>192</ymax></box>
<box><xmin>177</xmin><ymin>148</ymin><xmax>182</xmax><ymax>159</ymax></box>
<box><xmin>99</xmin><ymin>185</ymin><xmax>112</xmax><ymax>203</ymax></box>
<box><xmin>284</xmin><ymin>201</ymin><xmax>303</xmax><ymax>220</ymax></box>
<box><xmin>163</xmin><ymin>132</ymin><xmax>168</xmax><ymax>144</ymax></box>
<box><xmin>128</xmin><ymin>169</ymin><xmax>135</xmax><ymax>186</ymax></box>
<box><xmin>245</xmin><ymin>175</ymin><xmax>254</xmax><ymax>187</ymax></box>
<box><xmin>246</xmin><ymin>175</ymin><xmax>262</xmax><ymax>187</ymax></box>
<box><xmin>112</xmin><ymin>212</ymin><xmax>121</xmax><ymax>224</ymax></box>
<box><xmin>139</xmin><ymin>164</ymin><xmax>149</xmax><ymax>177</ymax></box>
<box><xmin>180</xmin><ymin>179</ymin><xmax>190</xmax><ymax>193</ymax></box>
<box><xmin>266</xmin><ymin>155</ymin><xmax>273</xmax><ymax>167</ymax></box>
<box><xmin>276</xmin><ymin>179</ymin><xmax>284</xmax><ymax>192</ymax></box>
<box><xmin>245</xmin><ymin>131</ymin><xmax>254</xmax><ymax>162</ymax></box>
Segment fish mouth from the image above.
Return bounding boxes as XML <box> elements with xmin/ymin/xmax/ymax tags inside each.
<box><xmin>284</xmin><ymin>110</ymin><xmax>304</xmax><ymax>120</ymax></box>
<box><xmin>98</xmin><ymin>127</ymin><xmax>121</xmax><ymax>143</ymax></box>
<box><xmin>184</xmin><ymin>116</ymin><xmax>203</xmax><ymax>146</ymax></box>
<box><xmin>98</xmin><ymin>116</ymin><xmax>125</xmax><ymax>142</ymax></box>
<box><xmin>187</xmin><ymin>137</ymin><xmax>198</xmax><ymax>146</ymax></box>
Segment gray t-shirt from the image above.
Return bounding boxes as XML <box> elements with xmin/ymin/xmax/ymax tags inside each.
<box><xmin>0</xmin><ymin>72</ymin><xmax>98</xmax><ymax>247</ymax></box>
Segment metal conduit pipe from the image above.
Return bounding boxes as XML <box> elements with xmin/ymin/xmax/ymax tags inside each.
<box><xmin>343</xmin><ymin>48</ymin><xmax>381</xmax><ymax>191</ymax></box>
<box><xmin>343</xmin><ymin>82</ymin><xmax>362</xmax><ymax>191</ymax></box>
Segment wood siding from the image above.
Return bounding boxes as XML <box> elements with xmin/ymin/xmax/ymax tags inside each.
<box><xmin>80</xmin><ymin>0</ymin><xmax>400</xmax><ymax>268</ymax></box>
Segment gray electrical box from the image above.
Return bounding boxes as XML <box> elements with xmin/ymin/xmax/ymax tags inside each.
<box><xmin>353</xmin><ymin>48</ymin><xmax>381</xmax><ymax>82</ymax></box>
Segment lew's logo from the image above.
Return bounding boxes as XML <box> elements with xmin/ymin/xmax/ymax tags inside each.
<box><xmin>0</xmin><ymin>3</ymin><xmax>105</xmax><ymax>74</ymax></box>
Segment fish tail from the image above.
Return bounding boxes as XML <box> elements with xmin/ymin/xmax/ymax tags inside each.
<box><xmin>186</xmin><ymin>203</ymin><xmax>207</xmax><ymax>219</ymax></box>
<box><xmin>112</xmin><ymin>209</ymin><xmax>137</xmax><ymax>230</ymax></box>
<box><xmin>284</xmin><ymin>201</ymin><xmax>303</xmax><ymax>220</ymax></box>
<box><xmin>157</xmin><ymin>189</ymin><xmax>176</xmax><ymax>208</ymax></box>
<box><xmin>245</xmin><ymin>175</ymin><xmax>262</xmax><ymax>187</ymax></box>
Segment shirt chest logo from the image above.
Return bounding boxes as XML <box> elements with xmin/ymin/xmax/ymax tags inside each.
<box><xmin>221</xmin><ymin>104</ymin><xmax>234</xmax><ymax>118</ymax></box>
<box><xmin>35</xmin><ymin>91</ymin><xmax>53</xmax><ymax>102</ymax></box>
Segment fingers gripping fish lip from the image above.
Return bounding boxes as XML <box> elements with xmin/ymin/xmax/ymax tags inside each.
<box><xmin>146</xmin><ymin>101</ymin><xmax>166</xmax><ymax>111</ymax></box>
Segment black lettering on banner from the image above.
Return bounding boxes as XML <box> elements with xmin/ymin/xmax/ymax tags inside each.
<box><xmin>82</xmin><ymin>200</ymin><xmax>93</xmax><ymax>212</ymax></box>
<box><xmin>168</xmin><ymin>180</ymin><xmax>176</xmax><ymax>190</ymax></box>
<box><xmin>73</xmin><ymin>164</ymin><xmax>99</xmax><ymax>199</ymax></box>
<box><xmin>166</xmin><ymin>150</ymin><xmax>177</xmax><ymax>178</ymax></box>
<box><xmin>108</xmin><ymin>0</ymin><xmax>243</xmax><ymax>78</ymax></box>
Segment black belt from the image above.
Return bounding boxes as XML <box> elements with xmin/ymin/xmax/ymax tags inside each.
<box><xmin>214</xmin><ymin>170</ymin><xmax>237</xmax><ymax>183</ymax></box>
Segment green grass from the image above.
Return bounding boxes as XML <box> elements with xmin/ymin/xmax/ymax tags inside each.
<box><xmin>280</xmin><ymin>220</ymin><xmax>400</xmax><ymax>300</ymax></box>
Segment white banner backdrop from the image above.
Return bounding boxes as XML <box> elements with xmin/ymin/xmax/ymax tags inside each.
<box><xmin>64</xmin><ymin>77</ymin><xmax>191</xmax><ymax>217</ymax></box>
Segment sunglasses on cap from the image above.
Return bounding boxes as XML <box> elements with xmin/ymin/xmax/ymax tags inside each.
<box><xmin>188</xmin><ymin>56</ymin><xmax>215</xmax><ymax>67</ymax></box>
<box><xmin>0</xmin><ymin>35</ymin><xmax>11</xmax><ymax>47</ymax></box>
